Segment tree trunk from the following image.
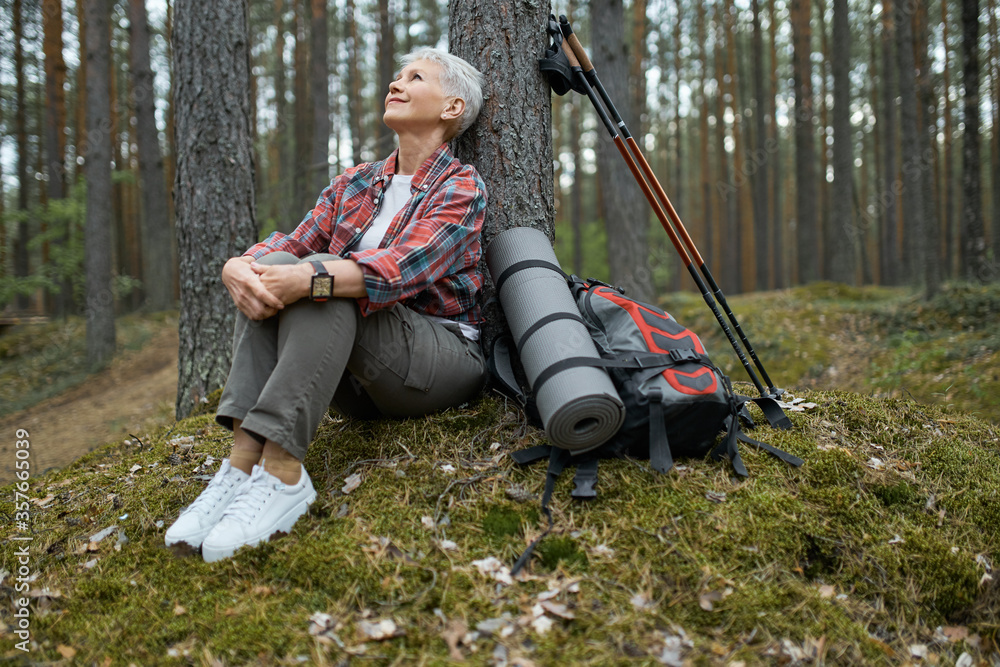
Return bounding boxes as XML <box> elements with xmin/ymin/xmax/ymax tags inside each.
<box><xmin>960</xmin><ymin>0</ymin><xmax>986</xmax><ymax>280</ymax></box>
<box><xmin>449</xmin><ymin>0</ymin><xmax>554</xmax><ymax>346</ymax></box>
<box><xmin>723</xmin><ymin>0</ymin><xmax>746</xmax><ymax>292</ymax></box>
<box><xmin>43</xmin><ymin>0</ymin><xmax>70</xmax><ymax>315</ymax></box>
<box><xmin>84</xmin><ymin>0</ymin><xmax>117</xmax><ymax>367</ymax></box>
<box><xmin>129</xmin><ymin>0</ymin><xmax>176</xmax><ymax>311</ymax></box>
<box><xmin>589</xmin><ymin>0</ymin><xmax>653</xmax><ymax>302</ymax></box>
<box><xmin>173</xmin><ymin>0</ymin><xmax>258</xmax><ymax>418</ymax></box>
<box><xmin>828</xmin><ymin>0</ymin><xmax>855</xmax><ymax>284</ymax></box>
<box><xmin>346</xmin><ymin>0</ymin><xmax>363</xmax><ymax>166</ymax></box>
<box><xmin>914</xmin><ymin>1</ymin><xmax>940</xmax><ymax>298</ymax></box>
<box><xmin>630</xmin><ymin>0</ymin><xmax>647</xmax><ymax>142</ymax></box>
<box><xmin>815</xmin><ymin>0</ymin><xmax>831</xmax><ymax>279</ymax></box>
<box><xmin>751</xmin><ymin>0</ymin><xmax>769</xmax><ymax>291</ymax></box>
<box><xmin>768</xmin><ymin>0</ymin><xmax>783</xmax><ymax>288</ymax></box>
<box><xmin>988</xmin><ymin>0</ymin><xmax>1000</xmax><ymax>274</ymax></box>
<box><xmin>570</xmin><ymin>97</ymin><xmax>584</xmax><ymax>277</ymax></box>
<box><xmin>293</xmin><ymin>0</ymin><xmax>312</xmax><ymax>206</ymax></box>
<box><xmin>310</xmin><ymin>0</ymin><xmax>330</xmax><ymax>192</ymax></box>
<box><xmin>375</xmin><ymin>0</ymin><xmax>395</xmax><ymax>157</ymax></box>
<box><xmin>713</xmin><ymin>3</ymin><xmax>731</xmax><ymax>286</ymax></box>
<box><xmin>14</xmin><ymin>0</ymin><xmax>31</xmax><ymax>310</ymax></box>
<box><xmin>942</xmin><ymin>0</ymin><xmax>956</xmax><ymax>279</ymax></box>
<box><xmin>896</xmin><ymin>0</ymin><xmax>924</xmax><ymax>285</ymax></box>
<box><xmin>697</xmin><ymin>0</ymin><xmax>713</xmax><ymax>281</ymax></box>
<box><xmin>880</xmin><ymin>0</ymin><xmax>899</xmax><ymax>285</ymax></box>
<box><xmin>791</xmin><ymin>0</ymin><xmax>818</xmax><ymax>284</ymax></box>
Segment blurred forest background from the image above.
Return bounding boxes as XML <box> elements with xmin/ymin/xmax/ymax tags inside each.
<box><xmin>1</xmin><ymin>0</ymin><xmax>998</xmax><ymax>322</ymax></box>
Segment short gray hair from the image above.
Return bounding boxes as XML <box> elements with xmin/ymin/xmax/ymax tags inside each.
<box><xmin>401</xmin><ymin>48</ymin><xmax>484</xmax><ymax>137</ymax></box>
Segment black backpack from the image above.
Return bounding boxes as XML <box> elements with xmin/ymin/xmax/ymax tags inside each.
<box><xmin>488</xmin><ymin>275</ymin><xmax>803</xmax><ymax>573</ymax></box>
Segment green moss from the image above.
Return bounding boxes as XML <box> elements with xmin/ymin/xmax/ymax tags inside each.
<box><xmin>3</xmin><ymin>387</ymin><xmax>999</xmax><ymax>664</ymax></box>
<box><xmin>536</xmin><ymin>535</ymin><xmax>588</xmax><ymax>571</ymax></box>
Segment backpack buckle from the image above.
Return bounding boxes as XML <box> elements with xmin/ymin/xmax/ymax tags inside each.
<box><xmin>668</xmin><ymin>349</ymin><xmax>701</xmax><ymax>364</ymax></box>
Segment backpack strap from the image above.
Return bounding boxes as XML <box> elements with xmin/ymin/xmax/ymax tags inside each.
<box><xmin>646</xmin><ymin>387</ymin><xmax>674</xmax><ymax>474</ymax></box>
<box><xmin>511</xmin><ymin>444</ymin><xmax>553</xmax><ymax>465</ymax></box>
<box><xmin>486</xmin><ymin>335</ymin><xmax>543</xmax><ymax>426</ymax></box>
<box><xmin>570</xmin><ymin>458</ymin><xmax>599</xmax><ymax>499</ymax></box>
<box><xmin>511</xmin><ymin>446</ymin><xmax>571</xmax><ymax>576</ymax></box>
<box><xmin>530</xmin><ymin>351</ymin><xmax>708</xmax><ymax>395</ymax></box>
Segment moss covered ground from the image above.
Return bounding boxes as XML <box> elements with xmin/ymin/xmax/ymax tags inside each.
<box><xmin>1</xmin><ymin>385</ymin><xmax>999</xmax><ymax>665</ymax></box>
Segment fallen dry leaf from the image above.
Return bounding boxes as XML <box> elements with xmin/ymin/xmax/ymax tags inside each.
<box><xmin>174</xmin><ymin>604</ymin><xmax>186</xmax><ymax>616</ymax></box>
<box><xmin>530</xmin><ymin>614</ymin><xmax>553</xmax><ymax>635</ymax></box>
<box><xmin>471</xmin><ymin>557</ymin><xmax>513</xmax><ymax>586</ymax></box>
<box><xmin>441</xmin><ymin>619</ymin><xmax>467</xmax><ymax>661</ymax></box>
<box><xmin>818</xmin><ymin>585</ymin><xmax>836</xmax><ymax>599</ymax></box>
<box><xmin>539</xmin><ymin>601</ymin><xmax>574</xmax><ymax>620</ymax></box>
<box><xmin>57</xmin><ymin>645</ymin><xmax>76</xmax><ymax>659</ymax></box>
<box><xmin>358</xmin><ymin>618</ymin><xmax>401</xmax><ymax>641</ymax></box>
<box><xmin>342</xmin><ymin>473</ymin><xmax>363</xmax><ymax>495</ymax></box>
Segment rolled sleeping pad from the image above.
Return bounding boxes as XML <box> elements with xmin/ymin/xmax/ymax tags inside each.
<box><xmin>485</xmin><ymin>227</ymin><xmax>625</xmax><ymax>453</ymax></box>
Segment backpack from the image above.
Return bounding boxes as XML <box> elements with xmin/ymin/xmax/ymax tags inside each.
<box><xmin>487</xmin><ymin>274</ymin><xmax>803</xmax><ymax>573</ymax></box>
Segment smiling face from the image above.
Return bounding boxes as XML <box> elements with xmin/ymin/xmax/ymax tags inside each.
<box><xmin>383</xmin><ymin>59</ymin><xmax>464</xmax><ymax>139</ymax></box>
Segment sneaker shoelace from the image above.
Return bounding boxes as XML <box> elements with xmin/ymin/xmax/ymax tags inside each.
<box><xmin>222</xmin><ymin>467</ymin><xmax>286</xmax><ymax>523</ymax></box>
<box><xmin>182</xmin><ymin>463</ymin><xmax>244</xmax><ymax>517</ymax></box>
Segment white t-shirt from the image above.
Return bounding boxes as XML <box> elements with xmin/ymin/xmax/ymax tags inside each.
<box><xmin>352</xmin><ymin>174</ymin><xmax>480</xmax><ymax>341</ymax></box>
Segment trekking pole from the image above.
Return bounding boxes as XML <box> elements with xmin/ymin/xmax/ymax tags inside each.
<box><xmin>558</xmin><ymin>15</ymin><xmax>784</xmax><ymax>401</ymax></box>
<box><xmin>550</xmin><ymin>24</ymin><xmax>775</xmax><ymax>407</ymax></box>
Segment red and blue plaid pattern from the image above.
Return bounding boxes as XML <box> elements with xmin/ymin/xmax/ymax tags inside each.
<box><xmin>244</xmin><ymin>144</ymin><xmax>487</xmax><ymax>324</ymax></box>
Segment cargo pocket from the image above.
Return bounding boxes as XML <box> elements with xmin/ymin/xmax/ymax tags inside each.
<box><xmin>397</xmin><ymin>309</ymin><xmax>438</xmax><ymax>392</ymax></box>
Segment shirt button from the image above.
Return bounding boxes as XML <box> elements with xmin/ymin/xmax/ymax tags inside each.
<box><xmin>354</xmin><ymin>226</ymin><xmax>362</xmax><ymax>233</ymax></box>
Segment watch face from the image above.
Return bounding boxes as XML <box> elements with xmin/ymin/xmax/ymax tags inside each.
<box><xmin>312</xmin><ymin>276</ymin><xmax>333</xmax><ymax>298</ymax></box>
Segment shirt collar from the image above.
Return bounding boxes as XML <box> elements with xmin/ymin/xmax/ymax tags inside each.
<box><xmin>377</xmin><ymin>144</ymin><xmax>456</xmax><ymax>192</ymax></box>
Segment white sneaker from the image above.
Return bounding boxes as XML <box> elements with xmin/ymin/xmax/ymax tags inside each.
<box><xmin>201</xmin><ymin>460</ymin><xmax>316</xmax><ymax>563</ymax></box>
<box><xmin>164</xmin><ymin>458</ymin><xmax>250</xmax><ymax>551</ymax></box>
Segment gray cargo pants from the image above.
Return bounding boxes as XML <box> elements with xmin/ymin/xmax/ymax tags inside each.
<box><xmin>215</xmin><ymin>252</ymin><xmax>487</xmax><ymax>460</ymax></box>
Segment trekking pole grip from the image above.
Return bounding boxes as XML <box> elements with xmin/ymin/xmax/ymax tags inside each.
<box><xmin>558</xmin><ymin>15</ymin><xmax>595</xmax><ymax>74</ymax></box>
<box><xmin>560</xmin><ymin>37</ymin><xmax>582</xmax><ymax>70</ymax></box>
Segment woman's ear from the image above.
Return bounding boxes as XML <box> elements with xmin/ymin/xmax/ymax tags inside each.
<box><xmin>441</xmin><ymin>97</ymin><xmax>466</xmax><ymax>123</ymax></box>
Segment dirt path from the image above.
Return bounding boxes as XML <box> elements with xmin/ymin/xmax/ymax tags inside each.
<box><xmin>0</xmin><ymin>326</ymin><xmax>180</xmax><ymax>484</ymax></box>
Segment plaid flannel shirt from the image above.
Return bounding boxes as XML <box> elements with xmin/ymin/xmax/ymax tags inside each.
<box><xmin>244</xmin><ymin>144</ymin><xmax>487</xmax><ymax>324</ymax></box>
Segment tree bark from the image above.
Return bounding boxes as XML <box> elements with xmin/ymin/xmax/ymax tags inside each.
<box><xmin>173</xmin><ymin>0</ymin><xmax>258</xmax><ymax>418</ymax></box>
<box><xmin>14</xmin><ymin>0</ymin><xmax>31</xmax><ymax>310</ymax></box>
<box><xmin>589</xmin><ymin>0</ymin><xmax>653</xmax><ymax>302</ymax></box>
<box><xmin>448</xmin><ymin>0</ymin><xmax>554</xmax><ymax>346</ymax></box>
<box><xmin>767</xmin><ymin>0</ymin><xmax>783</xmax><ymax>288</ymax></box>
<box><xmin>941</xmin><ymin>0</ymin><xmax>956</xmax><ymax>279</ymax></box>
<box><xmin>310</xmin><ymin>0</ymin><xmax>330</xmax><ymax>192</ymax></box>
<box><xmin>751</xmin><ymin>0</ymin><xmax>768</xmax><ymax>291</ymax></box>
<box><xmin>697</xmin><ymin>0</ymin><xmax>713</xmax><ymax>281</ymax></box>
<box><xmin>791</xmin><ymin>0</ymin><xmax>818</xmax><ymax>283</ymax></box>
<box><xmin>375</xmin><ymin>0</ymin><xmax>395</xmax><ymax>157</ymax></box>
<box><xmin>828</xmin><ymin>0</ymin><xmax>856</xmax><ymax>284</ymax></box>
<box><xmin>346</xmin><ymin>0</ymin><xmax>363</xmax><ymax>166</ymax></box>
<box><xmin>293</xmin><ymin>0</ymin><xmax>312</xmax><ymax>206</ymax></box>
<box><xmin>129</xmin><ymin>0</ymin><xmax>176</xmax><ymax>311</ymax></box>
<box><xmin>895</xmin><ymin>0</ymin><xmax>924</xmax><ymax>285</ymax></box>
<box><xmin>84</xmin><ymin>0</ymin><xmax>117</xmax><ymax>367</ymax></box>
<box><xmin>914</xmin><ymin>0</ymin><xmax>940</xmax><ymax>298</ymax></box>
<box><xmin>960</xmin><ymin>0</ymin><xmax>986</xmax><ymax>280</ymax></box>
<box><xmin>880</xmin><ymin>0</ymin><xmax>899</xmax><ymax>285</ymax></box>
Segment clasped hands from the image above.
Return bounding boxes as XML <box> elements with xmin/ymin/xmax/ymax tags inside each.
<box><xmin>222</xmin><ymin>257</ymin><xmax>313</xmax><ymax>321</ymax></box>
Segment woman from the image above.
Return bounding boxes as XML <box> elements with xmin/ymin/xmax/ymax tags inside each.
<box><xmin>165</xmin><ymin>48</ymin><xmax>487</xmax><ymax>562</ymax></box>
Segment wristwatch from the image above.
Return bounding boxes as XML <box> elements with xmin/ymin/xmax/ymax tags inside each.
<box><xmin>309</xmin><ymin>261</ymin><xmax>333</xmax><ymax>302</ymax></box>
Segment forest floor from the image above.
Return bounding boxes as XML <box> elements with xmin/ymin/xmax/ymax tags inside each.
<box><xmin>0</xmin><ymin>314</ymin><xmax>178</xmax><ymax>485</ymax></box>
